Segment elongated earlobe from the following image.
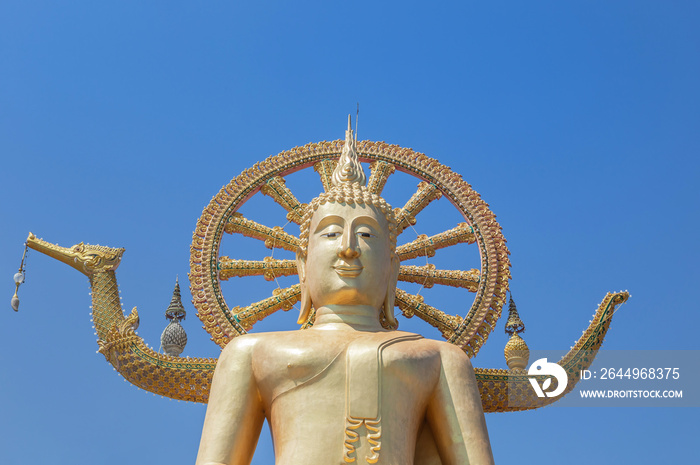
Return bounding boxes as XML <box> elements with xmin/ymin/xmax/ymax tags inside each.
<box><xmin>296</xmin><ymin>250</ymin><xmax>312</xmax><ymax>324</ymax></box>
<box><xmin>298</xmin><ymin>285</ymin><xmax>312</xmax><ymax>325</ymax></box>
<box><xmin>382</xmin><ymin>254</ymin><xmax>400</xmax><ymax>329</ymax></box>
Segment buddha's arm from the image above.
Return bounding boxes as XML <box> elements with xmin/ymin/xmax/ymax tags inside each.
<box><xmin>426</xmin><ymin>344</ymin><xmax>495</xmax><ymax>465</ymax></box>
<box><xmin>196</xmin><ymin>337</ymin><xmax>265</xmax><ymax>465</ymax></box>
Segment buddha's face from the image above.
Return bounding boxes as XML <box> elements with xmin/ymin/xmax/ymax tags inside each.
<box><xmin>299</xmin><ymin>201</ymin><xmax>396</xmax><ymax>311</ymax></box>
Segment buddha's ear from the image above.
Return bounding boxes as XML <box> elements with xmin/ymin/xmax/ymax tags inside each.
<box><xmin>296</xmin><ymin>249</ymin><xmax>312</xmax><ymax>324</ymax></box>
<box><xmin>382</xmin><ymin>253</ymin><xmax>400</xmax><ymax>329</ymax></box>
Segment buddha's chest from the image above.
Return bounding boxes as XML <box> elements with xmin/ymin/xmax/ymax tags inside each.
<box><xmin>252</xmin><ymin>332</ymin><xmax>440</xmax><ymax>410</ymax></box>
<box><xmin>253</xmin><ymin>337</ymin><xmax>340</xmax><ymax>389</ymax></box>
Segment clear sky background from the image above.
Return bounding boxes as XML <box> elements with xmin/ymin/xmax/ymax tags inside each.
<box><xmin>1</xmin><ymin>1</ymin><xmax>698</xmax><ymax>464</ymax></box>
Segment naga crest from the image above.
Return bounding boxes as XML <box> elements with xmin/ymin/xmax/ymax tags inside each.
<box><xmin>27</xmin><ymin>233</ymin><xmax>124</xmax><ymax>276</ymax></box>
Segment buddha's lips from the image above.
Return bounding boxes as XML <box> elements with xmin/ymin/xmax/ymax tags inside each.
<box><xmin>333</xmin><ymin>265</ymin><xmax>363</xmax><ymax>278</ymax></box>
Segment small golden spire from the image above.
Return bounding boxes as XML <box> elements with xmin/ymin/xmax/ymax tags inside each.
<box><xmin>504</xmin><ymin>295</ymin><xmax>530</xmax><ymax>370</ymax></box>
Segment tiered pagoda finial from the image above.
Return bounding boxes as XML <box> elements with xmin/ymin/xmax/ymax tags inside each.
<box><xmin>165</xmin><ymin>277</ymin><xmax>186</xmax><ymax>321</ymax></box>
<box><xmin>504</xmin><ymin>294</ymin><xmax>525</xmax><ymax>335</ymax></box>
<box><xmin>504</xmin><ymin>294</ymin><xmax>530</xmax><ymax>370</ymax></box>
<box><xmin>161</xmin><ymin>277</ymin><xmax>187</xmax><ymax>357</ymax></box>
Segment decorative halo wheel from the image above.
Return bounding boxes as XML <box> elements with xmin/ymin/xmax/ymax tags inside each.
<box><xmin>190</xmin><ymin>140</ymin><xmax>510</xmax><ymax>357</ymax></box>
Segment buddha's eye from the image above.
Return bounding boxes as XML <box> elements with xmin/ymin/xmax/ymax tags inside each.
<box><xmin>321</xmin><ymin>229</ymin><xmax>341</xmax><ymax>238</ymax></box>
<box><xmin>356</xmin><ymin>228</ymin><xmax>374</xmax><ymax>238</ymax></box>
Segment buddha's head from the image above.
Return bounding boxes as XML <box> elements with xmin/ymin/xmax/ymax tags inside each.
<box><xmin>296</xmin><ymin>118</ymin><xmax>399</xmax><ymax>328</ymax></box>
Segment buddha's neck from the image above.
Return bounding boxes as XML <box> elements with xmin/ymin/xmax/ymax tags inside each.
<box><xmin>312</xmin><ymin>305</ymin><xmax>386</xmax><ymax>332</ymax></box>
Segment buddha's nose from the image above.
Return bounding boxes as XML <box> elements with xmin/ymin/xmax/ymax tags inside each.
<box><xmin>338</xmin><ymin>232</ymin><xmax>360</xmax><ymax>259</ymax></box>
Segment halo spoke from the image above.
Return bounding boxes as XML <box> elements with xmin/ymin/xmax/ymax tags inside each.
<box><xmin>234</xmin><ymin>284</ymin><xmax>301</xmax><ymax>330</ymax></box>
<box><xmin>219</xmin><ymin>256</ymin><xmax>297</xmax><ymax>281</ymax></box>
<box><xmin>398</xmin><ymin>264</ymin><xmax>479</xmax><ymax>291</ymax></box>
<box><xmin>395</xmin><ymin>182</ymin><xmax>443</xmax><ymax>234</ymax></box>
<box><xmin>224</xmin><ymin>212</ymin><xmax>300</xmax><ymax>252</ymax></box>
<box><xmin>394</xmin><ymin>288</ymin><xmax>463</xmax><ymax>340</ymax></box>
<box><xmin>367</xmin><ymin>161</ymin><xmax>396</xmax><ymax>195</ymax></box>
<box><xmin>314</xmin><ymin>159</ymin><xmax>338</xmax><ymax>192</ymax></box>
<box><xmin>396</xmin><ymin>223</ymin><xmax>476</xmax><ymax>260</ymax></box>
<box><xmin>260</xmin><ymin>176</ymin><xmax>308</xmax><ymax>225</ymax></box>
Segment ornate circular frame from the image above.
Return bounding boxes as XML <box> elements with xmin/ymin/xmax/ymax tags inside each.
<box><xmin>189</xmin><ymin>140</ymin><xmax>510</xmax><ymax>357</ymax></box>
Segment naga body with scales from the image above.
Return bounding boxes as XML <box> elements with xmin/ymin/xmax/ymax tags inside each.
<box><xmin>22</xmin><ymin>121</ymin><xmax>629</xmax><ymax>463</ymax></box>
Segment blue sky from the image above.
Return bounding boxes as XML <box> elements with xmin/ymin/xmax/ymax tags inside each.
<box><xmin>1</xmin><ymin>1</ymin><xmax>698</xmax><ymax>464</ymax></box>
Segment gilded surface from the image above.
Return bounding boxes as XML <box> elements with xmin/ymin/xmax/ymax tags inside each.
<box><xmin>197</xmin><ymin>191</ymin><xmax>495</xmax><ymax>464</ymax></box>
<box><xmin>314</xmin><ymin>159</ymin><xmax>338</xmax><ymax>192</ymax></box>
<box><xmin>394</xmin><ymin>182</ymin><xmax>443</xmax><ymax>234</ymax></box>
<box><xmin>232</xmin><ymin>284</ymin><xmax>301</xmax><ymax>330</ymax></box>
<box><xmin>394</xmin><ymin>289</ymin><xmax>464</xmax><ymax>340</ymax></box>
<box><xmin>398</xmin><ymin>264</ymin><xmax>480</xmax><ymax>291</ymax></box>
<box><xmin>26</xmin><ymin>234</ymin><xmax>628</xmax><ymax>410</ymax></box>
<box><xmin>26</xmin><ymin>232</ymin><xmax>124</xmax><ymax>275</ymax></box>
<box><xmin>395</xmin><ymin>223</ymin><xmax>475</xmax><ymax>261</ymax></box>
<box><xmin>26</xmin><ymin>234</ymin><xmax>216</xmax><ymax>403</ymax></box>
<box><xmin>224</xmin><ymin>213</ymin><xmax>299</xmax><ymax>252</ymax></box>
<box><xmin>366</xmin><ymin>160</ymin><xmax>395</xmax><ymax>195</ymax></box>
<box><xmin>189</xmin><ymin>139</ymin><xmax>512</xmax><ymax>356</ymax></box>
<box><xmin>218</xmin><ymin>256</ymin><xmax>297</xmax><ymax>281</ymax></box>
<box><xmin>24</xmin><ymin>133</ymin><xmax>631</xmax><ymax>464</ymax></box>
<box><xmin>260</xmin><ymin>176</ymin><xmax>308</xmax><ymax>225</ymax></box>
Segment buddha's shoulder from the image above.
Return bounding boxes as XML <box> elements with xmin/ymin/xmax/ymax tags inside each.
<box><xmin>221</xmin><ymin>330</ymin><xmax>292</xmax><ymax>349</ymax></box>
<box><xmin>219</xmin><ymin>329</ymin><xmax>324</xmax><ymax>357</ymax></box>
<box><xmin>391</xmin><ymin>331</ymin><xmax>473</xmax><ymax>362</ymax></box>
<box><xmin>390</xmin><ymin>330</ymin><xmax>450</xmax><ymax>347</ymax></box>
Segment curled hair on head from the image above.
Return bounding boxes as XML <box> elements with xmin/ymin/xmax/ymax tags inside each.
<box><xmin>297</xmin><ymin>184</ymin><xmax>398</xmax><ymax>256</ymax></box>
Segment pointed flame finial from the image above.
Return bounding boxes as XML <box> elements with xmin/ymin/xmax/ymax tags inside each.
<box><xmin>165</xmin><ymin>277</ymin><xmax>186</xmax><ymax>321</ymax></box>
<box><xmin>331</xmin><ymin>114</ymin><xmax>366</xmax><ymax>187</ymax></box>
<box><xmin>504</xmin><ymin>294</ymin><xmax>525</xmax><ymax>335</ymax></box>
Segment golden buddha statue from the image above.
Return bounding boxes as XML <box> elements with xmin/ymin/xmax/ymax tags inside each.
<box><xmin>20</xmin><ymin>117</ymin><xmax>630</xmax><ymax>465</ymax></box>
<box><xmin>195</xmin><ymin>119</ymin><xmax>495</xmax><ymax>465</ymax></box>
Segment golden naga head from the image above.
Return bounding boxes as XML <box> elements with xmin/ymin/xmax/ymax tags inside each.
<box><xmin>26</xmin><ymin>233</ymin><xmax>124</xmax><ymax>276</ymax></box>
<box><xmin>296</xmin><ymin>117</ymin><xmax>400</xmax><ymax>328</ymax></box>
